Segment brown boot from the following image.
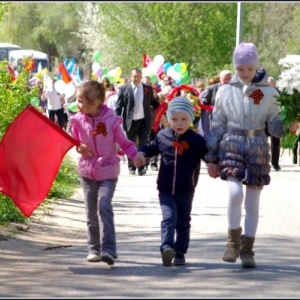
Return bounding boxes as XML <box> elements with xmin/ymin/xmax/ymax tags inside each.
<box><xmin>240</xmin><ymin>235</ymin><xmax>256</xmax><ymax>268</ymax></box>
<box><xmin>222</xmin><ymin>227</ymin><xmax>242</xmax><ymax>263</ymax></box>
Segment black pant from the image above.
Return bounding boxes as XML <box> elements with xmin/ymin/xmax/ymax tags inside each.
<box><xmin>126</xmin><ymin>118</ymin><xmax>149</xmax><ymax>172</ymax></box>
<box><xmin>265</xmin><ymin>123</ymin><xmax>280</xmax><ymax>167</ymax></box>
<box><xmin>293</xmin><ymin>136</ymin><xmax>300</xmax><ymax>164</ymax></box>
<box><xmin>48</xmin><ymin>108</ymin><xmax>65</xmax><ymax>129</ymax></box>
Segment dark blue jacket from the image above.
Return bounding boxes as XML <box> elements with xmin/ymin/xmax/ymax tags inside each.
<box><xmin>139</xmin><ymin>128</ymin><xmax>208</xmax><ymax>195</ymax></box>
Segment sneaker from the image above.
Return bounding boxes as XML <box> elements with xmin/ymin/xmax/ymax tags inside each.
<box><xmin>151</xmin><ymin>165</ymin><xmax>158</xmax><ymax>171</ymax></box>
<box><xmin>101</xmin><ymin>253</ymin><xmax>115</xmax><ymax>266</ymax></box>
<box><xmin>138</xmin><ymin>169</ymin><xmax>146</xmax><ymax>176</ymax></box>
<box><xmin>87</xmin><ymin>253</ymin><xmax>101</xmax><ymax>262</ymax></box>
<box><xmin>174</xmin><ymin>252</ymin><xmax>185</xmax><ymax>266</ymax></box>
<box><xmin>161</xmin><ymin>248</ymin><xmax>175</xmax><ymax>267</ymax></box>
<box><xmin>273</xmin><ymin>165</ymin><xmax>281</xmax><ymax>171</ymax></box>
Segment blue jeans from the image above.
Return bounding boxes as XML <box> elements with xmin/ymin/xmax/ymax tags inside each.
<box><xmin>81</xmin><ymin>177</ymin><xmax>118</xmax><ymax>258</ymax></box>
<box><xmin>159</xmin><ymin>191</ymin><xmax>194</xmax><ymax>254</ymax></box>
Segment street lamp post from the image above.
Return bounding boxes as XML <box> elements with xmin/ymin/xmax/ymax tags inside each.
<box><xmin>236</xmin><ymin>2</ymin><xmax>244</xmax><ymax>46</ymax></box>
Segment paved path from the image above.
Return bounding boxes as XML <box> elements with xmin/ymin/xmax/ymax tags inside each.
<box><xmin>0</xmin><ymin>147</ymin><xmax>300</xmax><ymax>298</ymax></box>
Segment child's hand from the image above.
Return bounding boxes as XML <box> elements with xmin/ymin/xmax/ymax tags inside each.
<box><xmin>207</xmin><ymin>162</ymin><xmax>220</xmax><ymax>179</ymax></box>
<box><xmin>133</xmin><ymin>152</ymin><xmax>146</xmax><ymax>168</ymax></box>
<box><xmin>76</xmin><ymin>143</ymin><xmax>94</xmax><ymax>157</ymax></box>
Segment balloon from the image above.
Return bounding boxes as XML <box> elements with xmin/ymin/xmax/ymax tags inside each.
<box><xmin>174</xmin><ymin>63</ymin><xmax>182</xmax><ymax>73</ymax></box>
<box><xmin>154</xmin><ymin>55</ymin><xmax>165</xmax><ymax>66</ymax></box>
<box><xmin>181</xmin><ymin>69</ymin><xmax>188</xmax><ymax>78</ymax></box>
<box><xmin>93</xmin><ymin>50</ymin><xmax>102</xmax><ymax>62</ymax></box>
<box><xmin>101</xmin><ymin>74</ymin><xmax>115</xmax><ymax>84</ymax></box>
<box><xmin>142</xmin><ymin>67</ymin><xmax>150</xmax><ymax>77</ymax></box>
<box><xmin>92</xmin><ymin>62</ymin><xmax>101</xmax><ymax>73</ymax></box>
<box><xmin>163</xmin><ymin>62</ymin><xmax>171</xmax><ymax>72</ymax></box>
<box><xmin>54</xmin><ymin>80</ymin><xmax>66</xmax><ymax>94</ymax></box>
<box><xmin>115</xmin><ymin>67</ymin><xmax>122</xmax><ymax>78</ymax></box>
<box><xmin>149</xmin><ymin>74</ymin><xmax>158</xmax><ymax>84</ymax></box>
<box><xmin>147</xmin><ymin>61</ymin><xmax>158</xmax><ymax>74</ymax></box>
<box><xmin>64</xmin><ymin>82</ymin><xmax>76</xmax><ymax>100</ymax></box>
<box><xmin>30</xmin><ymin>96</ymin><xmax>40</xmax><ymax>108</ymax></box>
<box><xmin>96</xmin><ymin>68</ymin><xmax>102</xmax><ymax>78</ymax></box>
<box><xmin>156</xmin><ymin>65</ymin><xmax>164</xmax><ymax>76</ymax></box>
<box><xmin>180</xmin><ymin>63</ymin><xmax>187</xmax><ymax>74</ymax></box>
<box><xmin>181</xmin><ymin>74</ymin><xmax>190</xmax><ymax>84</ymax></box>
<box><xmin>67</xmin><ymin>101</ymin><xmax>79</xmax><ymax>113</ymax></box>
<box><xmin>102</xmin><ymin>67</ymin><xmax>108</xmax><ymax>76</ymax></box>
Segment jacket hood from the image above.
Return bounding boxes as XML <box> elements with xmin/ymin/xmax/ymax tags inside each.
<box><xmin>76</xmin><ymin>104</ymin><xmax>115</xmax><ymax>123</ymax></box>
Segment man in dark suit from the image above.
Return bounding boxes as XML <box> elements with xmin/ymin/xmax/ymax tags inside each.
<box><xmin>115</xmin><ymin>68</ymin><xmax>159</xmax><ymax>175</ymax></box>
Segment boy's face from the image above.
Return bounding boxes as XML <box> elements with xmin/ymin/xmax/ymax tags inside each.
<box><xmin>168</xmin><ymin>111</ymin><xmax>191</xmax><ymax>135</ymax></box>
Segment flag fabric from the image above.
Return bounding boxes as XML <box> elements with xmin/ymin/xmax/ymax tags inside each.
<box><xmin>43</xmin><ymin>72</ymin><xmax>53</xmax><ymax>90</ymax></box>
<box><xmin>0</xmin><ymin>105</ymin><xmax>80</xmax><ymax>217</ymax></box>
<box><xmin>34</xmin><ymin>67</ymin><xmax>49</xmax><ymax>82</ymax></box>
<box><xmin>143</xmin><ymin>54</ymin><xmax>152</xmax><ymax>68</ymax></box>
<box><xmin>57</xmin><ymin>62</ymin><xmax>72</xmax><ymax>84</ymax></box>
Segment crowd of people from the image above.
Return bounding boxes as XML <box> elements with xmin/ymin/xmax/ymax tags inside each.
<box><xmin>31</xmin><ymin>42</ymin><xmax>299</xmax><ymax>269</ymax></box>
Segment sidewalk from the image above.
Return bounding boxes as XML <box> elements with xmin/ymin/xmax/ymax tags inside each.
<box><xmin>0</xmin><ymin>147</ymin><xmax>300</xmax><ymax>298</ymax></box>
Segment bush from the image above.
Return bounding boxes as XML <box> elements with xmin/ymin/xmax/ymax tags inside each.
<box><xmin>0</xmin><ymin>58</ymin><xmax>80</xmax><ymax>224</ymax></box>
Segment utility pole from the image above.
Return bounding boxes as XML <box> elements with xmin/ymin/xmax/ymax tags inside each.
<box><xmin>236</xmin><ymin>2</ymin><xmax>244</xmax><ymax>46</ymax></box>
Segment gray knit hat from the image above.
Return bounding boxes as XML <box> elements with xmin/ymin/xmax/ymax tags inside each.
<box><xmin>233</xmin><ymin>42</ymin><xmax>259</xmax><ymax>68</ymax></box>
<box><xmin>167</xmin><ymin>96</ymin><xmax>194</xmax><ymax>122</ymax></box>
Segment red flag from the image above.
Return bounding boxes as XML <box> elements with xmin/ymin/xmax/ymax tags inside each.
<box><xmin>57</xmin><ymin>62</ymin><xmax>72</xmax><ymax>84</ymax></box>
<box><xmin>153</xmin><ymin>102</ymin><xmax>168</xmax><ymax>132</ymax></box>
<box><xmin>143</xmin><ymin>54</ymin><xmax>152</xmax><ymax>68</ymax></box>
<box><xmin>0</xmin><ymin>105</ymin><xmax>80</xmax><ymax>217</ymax></box>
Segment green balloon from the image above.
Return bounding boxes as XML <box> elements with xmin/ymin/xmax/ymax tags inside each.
<box><xmin>93</xmin><ymin>50</ymin><xmax>102</xmax><ymax>62</ymax></box>
<box><xmin>102</xmin><ymin>67</ymin><xmax>108</xmax><ymax>76</ymax></box>
<box><xmin>67</xmin><ymin>101</ymin><xmax>79</xmax><ymax>113</ymax></box>
<box><xmin>31</xmin><ymin>97</ymin><xmax>40</xmax><ymax>108</ymax></box>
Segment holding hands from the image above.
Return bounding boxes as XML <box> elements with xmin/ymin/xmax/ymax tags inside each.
<box><xmin>133</xmin><ymin>151</ymin><xmax>146</xmax><ymax>168</ymax></box>
<box><xmin>207</xmin><ymin>162</ymin><xmax>220</xmax><ymax>179</ymax></box>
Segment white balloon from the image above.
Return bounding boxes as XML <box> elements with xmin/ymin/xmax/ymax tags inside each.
<box><xmin>64</xmin><ymin>82</ymin><xmax>76</xmax><ymax>99</ymax></box>
<box><xmin>92</xmin><ymin>62</ymin><xmax>101</xmax><ymax>72</ymax></box>
<box><xmin>154</xmin><ymin>55</ymin><xmax>164</xmax><ymax>67</ymax></box>
<box><xmin>54</xmin><ymin>80</ymin><xmax>67</xmax><ymax>94</ymax></box>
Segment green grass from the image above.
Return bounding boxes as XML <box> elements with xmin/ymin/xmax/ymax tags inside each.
<box><xmin>0</xmin><ymin>154</ymin><xmax>80</xmax><ymax>224</ymax></box>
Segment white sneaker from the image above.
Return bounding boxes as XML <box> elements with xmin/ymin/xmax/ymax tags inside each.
<box><xmin>87</xmin><ymin>253</ymin><xmax>101</xmax><ymax>262</ymax></box>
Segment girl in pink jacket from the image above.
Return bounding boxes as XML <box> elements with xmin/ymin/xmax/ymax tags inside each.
<box><xmin>70</xmin><ymin>80</ymin><xmax>139</xmax><ymax>266</ymax></box>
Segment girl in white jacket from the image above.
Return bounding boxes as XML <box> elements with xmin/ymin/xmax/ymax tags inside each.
<box><xmin>205</xmin><ymin>42</ymin><xmax>285</xmax><ymax>268</ymax></box>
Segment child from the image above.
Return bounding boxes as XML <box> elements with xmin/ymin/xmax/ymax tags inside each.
<box><xmin>70</xmin><ymin>80</ymin><xmax>139</xmax><ymax>266</ymax></box>
<box><xmin>133</xmin><ymin>96</ymin><xmax>217</xmax><ymax>267</ymax></box>
<box><xmin>205</xmin><ymin>42</ymin><xmax>286</xmax><ymax>268</ymax></box>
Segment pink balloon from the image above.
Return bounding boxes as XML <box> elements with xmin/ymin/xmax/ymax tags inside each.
<box><xmin>156</xmin><ymin>65</ymin><xmax>164</xmax><ymax>76</ymax></box>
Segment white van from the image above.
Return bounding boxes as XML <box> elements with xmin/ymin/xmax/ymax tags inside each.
<box><xmin>9</xmin><ymin>49</ymin><xmax>49</xmax><ymax>74</ymax></box>
<box><xmin>0</xmin><ymin>42</ymin><xmax>21</xmax><ymax>61</ymax></box>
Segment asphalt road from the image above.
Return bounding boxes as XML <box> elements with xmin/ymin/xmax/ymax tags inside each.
<box><xmin>0</xmin><ymin>147</ymin><xmax>300</xmax><ymax>298</ymax></box>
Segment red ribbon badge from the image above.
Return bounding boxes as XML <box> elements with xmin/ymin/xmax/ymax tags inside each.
<box><xmin>249</xmin><ymin>89</ymin><xmax>264</xmax><ymax>105</ymax></box>
<box><xmin>93</xmin><ymin>122</ymin><xmax>107</xmax><ymax>137</ymax></box>
<box><xmin>172</xmin><ymin>140</ymin><xmax>189</xmax><ymax>155</ymax></box>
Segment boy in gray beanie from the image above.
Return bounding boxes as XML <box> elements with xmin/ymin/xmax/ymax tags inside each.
<box><xmin>133</xmin><ymin>96</ymin><xmax>218</xmax><ymax>267</ymax></box>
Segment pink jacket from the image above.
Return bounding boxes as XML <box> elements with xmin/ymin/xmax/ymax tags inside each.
<box><xmin>70</xmin><ymin>105</ymin><xmax>137</xmax><ymax>181</ymax></box>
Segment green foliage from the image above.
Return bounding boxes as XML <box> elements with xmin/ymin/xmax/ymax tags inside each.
<box><xmin>277</xmin><ymin>89</ymin><xmax>300</xmax><ymax>149</ymax></box>
<box><xmin>0</xmin><ymin>61</ymin><xmax>37</xmax><ymax>139</ymax></box>
<box><xmin>0</xmin><ymin>59</ymin><xmax>80</xmax><ymax>224</ymax></box>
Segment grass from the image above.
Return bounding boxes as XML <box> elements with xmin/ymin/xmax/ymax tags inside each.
<box><xmin>0</xmin><ymin>154</ymin><xmax>80</xmax><ymax>225</ymax></box>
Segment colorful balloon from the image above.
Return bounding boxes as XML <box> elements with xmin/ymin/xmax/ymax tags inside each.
<box><xmin>115</xmin><ymin>67</ymin><xmax>122</xmax><ymax>78</ymax></box>
<box><xmin>154</xmin><ymin>55</ymin><xmax>165</xmax><ymax>66</ymax></box>
<box><xmin>67</xmin><ymin>101</ymin><xmax>79</xmax><ymax>113</ymax></box>
<box><xmin>180</xmin><ymin>63</ymin><xmax>187</xmax><ymax>74</ymax></box>
<box><xmin>163</xmin><ymin>62</ymin><xmax>171</xmax><ymax>72</ymax></box>
<box><xmin>93</xmin><ymin>50</ymin><xmax>102</xmax><ymax>62</ymax></box>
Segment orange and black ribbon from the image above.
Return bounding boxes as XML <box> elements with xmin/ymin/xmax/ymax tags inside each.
<box><xmin>249</xmin><ymin>89</ymin><xmax>264</xmax><ymax>105</ymax></box>
<box><xmin>172</xmin><ymin>140</ymin><xmax>189</xmax><ymax>155</ymax></box>
<box><xmin>93</xmin><ymin>122</ymin><xmax>107</xmax><ymax>137</ymax></box>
